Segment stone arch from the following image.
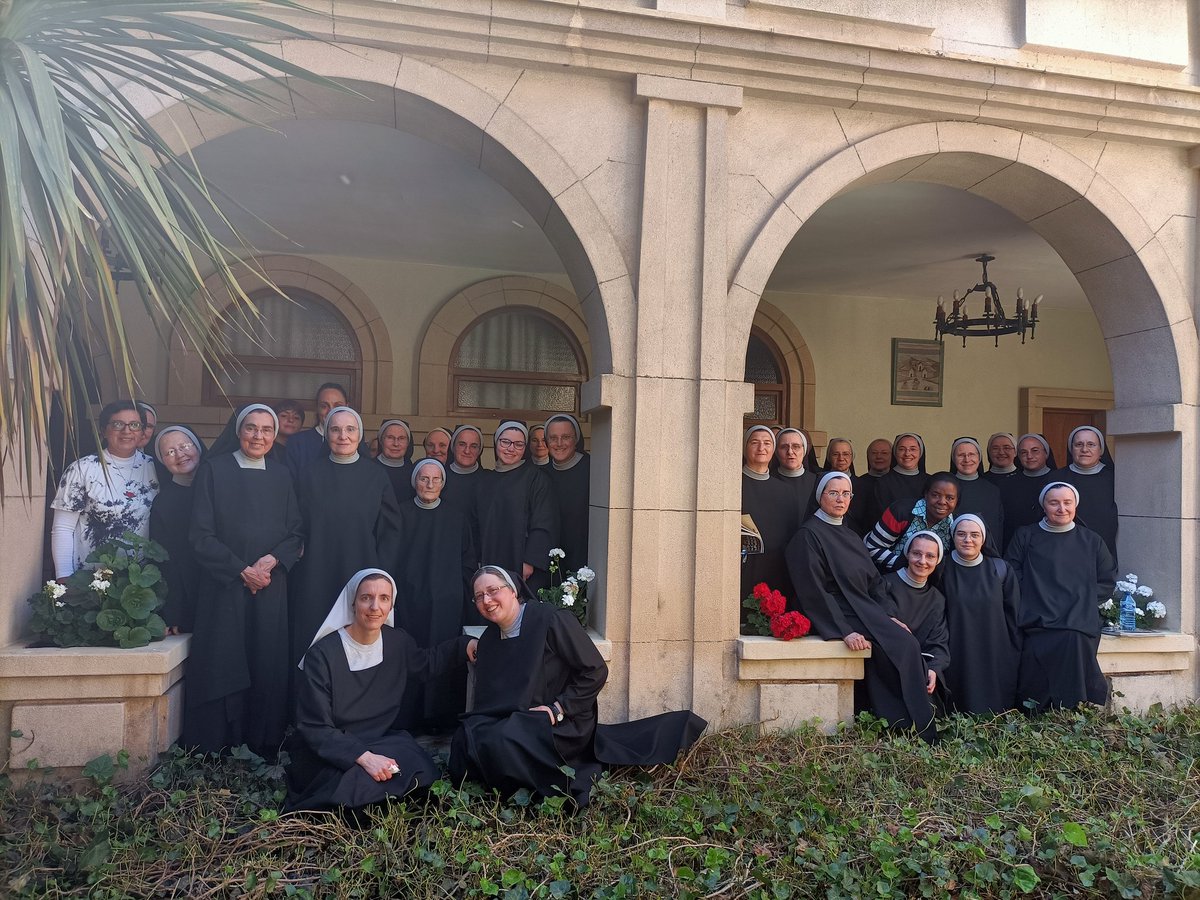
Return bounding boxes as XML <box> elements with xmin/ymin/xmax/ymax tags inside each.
<box><xmin>163</xmin><ymin>255</ymin><xmax>393</xmax><ymax>414</ymax></box>
<box><xmin>140</xmin><ymin>43</ymin><xmax>632</xmax><ymax>379</ymax></box>
<box><xmin>751</xmin><ymin>299</ymin><xmax>816</xmax><ymax>432</ymax></box>
<box><xmin>415</xmin><ymin>276</ymin><xmax>592</xmax><ymax>417</ymax></box>
<box><xmin>729</xmin><ymin>120</ymin><xmax>1198</xmax><ymax>632</ymax></box>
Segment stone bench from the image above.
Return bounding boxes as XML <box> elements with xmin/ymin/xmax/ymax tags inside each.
<box><xmin>738</xmin><ymin>631</ymin><xmax>1197</xmax><ymax>733</ymax></box>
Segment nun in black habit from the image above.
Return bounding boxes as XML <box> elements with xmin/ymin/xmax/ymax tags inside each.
<box><xmin>870</xmin><ymin>531</ymin><xmax>951</xmax><ymax>704</ymax></box>
<box><xmin>449</xmin><ymin>566</ymin><xmax>706</xmax><ymax>808</ymax></box>
<box><xmin>1050</xmin><ymin>425</ymin><xmax>1118</xmax><ymax>562</ymax></box>
<box><xmin>375</xmin><ymin>418</ymin><xmax>416</xmax><ymax>506</ymax></box>
<box><xmin>149</xmin><ymin>426</ymin><xmax>206</xmax><ymax>634</ymax></box>
<box><xmin>544</xmin><ymin>414</ymin><xmax>591</xmax><ymax>575</ymax></box>
<box><xmin>442</xmin><ymin>424</ymin><xmax>490</xmax><ymax>534</ymax></box>
<box><xmin>287</xmin><ymin>568</ymin><xmax>475</xmax><ymax>814</ymax></box>
<box><xmin>773</xmin><ymin>428</ymin><xmax>819</xmax><ymax>525</ymax></box>
<box><xmin>290</xmin><ymin>407</ymin><xmax>404</xmax><ymax>667</ymax></box>
<box><xmin>982</xmin><ymin>432</ymin><xmax>1020</xmax><ymax>486</ymax></box>
<box><xmin>477</xmin><ymin>421</ymin><xmax>558</xmax><ymax>591</ymax></box>
<box><xmin>823</xmin><ymin>436</ymin><xmax>868</xmax><ymax>535</ymax></box>
<box><xmin>785</xmin><ymin>473</ymin><xmax>938</xmax><ymax>741</ymax></box>
<box><xmin>869</xmin><ymin>433</ymin><xmax>930</xmax><ymax>530</ymax></box>
<box><xmin>186</xmin><ymin>404</ymin><xmax>303</xmax><ymax>756</ymax></box>
<box><xmin>741</xmin><ymin>425</ymin><xmax>799</xmax><ymax>608</ymax></box>
<box><xmin>948</xmin><ymin>437</ymin><xmax>1004</xmax><ymax>555</ymax></box>
<box><xmin>998</xmin><ymin>434</ymin><xmax>1057</xmax><ymax>551</ymax></box>
<box><xmin>393</xmin><ymin>459</ymin><xmax>478</xmax><ymax>730</ymax></box>
<box><xmin>1005</xmin><ymin>481</ymin><xmax>1116</xmax><ymax>713</ymax></box>
<box><xmin>938</xmin><ymin>514</ymin><xmax>1021</xmax><ymax>715</ymax></box>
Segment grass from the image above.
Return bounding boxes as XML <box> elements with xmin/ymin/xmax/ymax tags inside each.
<box><xmin>2</xmin><ymin>705</ymin><xmax>1199</xmax><ymax>898</ymax></box>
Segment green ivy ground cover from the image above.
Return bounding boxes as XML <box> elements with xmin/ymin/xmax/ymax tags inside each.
<box><xmin>3</xmin><ymin>705</ymin><xmax>1198</xmax><ymax>898</ymax></box>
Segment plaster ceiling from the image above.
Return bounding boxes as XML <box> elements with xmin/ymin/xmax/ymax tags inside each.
<box><xmin>189</xmin><ymin>118</ymin><xmax>1089</xmax><ymax>311</ymax></box>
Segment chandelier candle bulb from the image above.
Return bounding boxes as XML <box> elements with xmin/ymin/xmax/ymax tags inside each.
<box><xmin>1032</xmin><ymin>294</ymin><xmax>1042</xmax><ymax>320</ymax></box>
<box><xmin>936</xmin><ymin>296</ymin><xmax>946</xmax><ymax>327</ymax></box>
<box><xmin>1016</xmin><ymin>289</ymin><xmax>1026</xmax><ymax>315</ymax></box>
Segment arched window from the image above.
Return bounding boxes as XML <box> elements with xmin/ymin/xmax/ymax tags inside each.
<box><xmin>745</xmin><ymin>328</ymin><xmax>789</xmax><ymax>428</ymax></box>
<box><xmin>450</xmin><ymin>307</ymin><xmax>586</xmax><ymax>418</ymax></box>
<box><xmin>203</xmin><ymin>288</ymin><xmax>362</xmax><ymax>407</ymax></box>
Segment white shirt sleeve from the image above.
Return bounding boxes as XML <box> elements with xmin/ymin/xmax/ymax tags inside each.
<box><xmin>51</xmin><ymin>509</ymin><xmax>80</xmax><ymax>579</ymax></box>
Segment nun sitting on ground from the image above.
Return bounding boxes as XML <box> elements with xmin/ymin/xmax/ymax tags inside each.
<box><xmin>449</xmin><ymin>566</ymin><xmax>706</xmax><ymax>808</ymax></box>
<box><xmin>287</xmin><ymin>568</ymin><xmax>476</xmax><ymax>815</ymax></box>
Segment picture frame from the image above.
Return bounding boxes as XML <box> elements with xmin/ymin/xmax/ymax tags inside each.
<box><xmin>891</xmin><ymin>338</ymin><xmax>944</xmax><ymax>407</ymax></box>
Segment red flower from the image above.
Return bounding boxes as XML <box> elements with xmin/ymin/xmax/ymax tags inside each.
<box><xmin>759</xmin><ymin>590</ymin><xmax>787</xmax><ymax>618</ymax></box>
<box><xmin>770</xmin><ymin>610</ymin><xmax>811</xmax><ymax>641</ymax></box>
<box><xmin>752</xmin><ymin>583</ymin><xmax>771</xmax><ymax>600</ymax></box>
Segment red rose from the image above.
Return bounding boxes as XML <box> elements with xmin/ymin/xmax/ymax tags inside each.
<box><xmin>769</xmin><ymin>610</ymin><xmax>811</xmax><ymax>641</ymax></box>
<box><xmin>759</xmin><ymin>591</ymin><xmax>786</xmax><ymax>618</ymax></box>
<box><xmin>752</xmin><ymin>583</ymin><xmax>771</xmax><ymax>600</ymax></box>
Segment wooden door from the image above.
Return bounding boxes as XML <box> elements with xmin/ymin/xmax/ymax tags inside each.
<box><xmin>1042</xmin><ymin>408</ymin><xmax>1107</xmax><ymax>467</ymax></box>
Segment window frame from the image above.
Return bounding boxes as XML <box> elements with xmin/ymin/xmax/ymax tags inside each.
<box><xmin>448</xmin><ymin>305</ymin><xmax>588</xmax><ymax>420</ymax></box>
<box><xmin>744</xmin><ymin>326</ymin><xmax>790</xmax><ymax>429</ymax></box>
<box><xmin>201</xmin><ymin>288</ymin><xmax>363</xmax><ymax>409</ymax></box>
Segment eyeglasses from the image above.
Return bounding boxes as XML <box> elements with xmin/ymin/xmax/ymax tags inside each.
<box><xmin>455</xmin><ymin>441</ymin><xmax>481</xmax><ymax>452</ymax></box>
<box><xmin>823</xmin><ymin>490</ymin><xmax>853</xmax><ymax>500</ymax></box>
<box><xmin>415</xmin><ymin>476</ymin><xmax>444</xmax><ymax>486</ymax></box>
<box><xmin>1072</xmin><ymin>441</ymin><xmax>1100</xmax><ymax>450</ymax></box>
<box><xmin>161</xmin><ymin>442</ymin><xmax>196</xmax><ymax>459</ymax></box>
<box><xmin>472</xmin><ymin>584</ymin><xmax>510</xmax><ymax>604</ymax></box>
<box><xmin>546</xmin><ymin>436</ymin><xmax>575</xmax><ymax>446</ymax></box>
<box><xmin>328</xmin><ymin>425</ymin><xmax>360</xmax><ymax>436</ymax></box>
<box><xmin>497</xmin><ymin>438</ymin><xmax>526</xmax><ymax>450</ymax></box>
<box><xmin>107</xmin><ymin>421</ymin><xmax>144</xmax><ymax>432</ymax></box>
<box><xmin>241</xmin><ymin>425</ymin><xmax>276</xmax><ymax>437</ymax></box>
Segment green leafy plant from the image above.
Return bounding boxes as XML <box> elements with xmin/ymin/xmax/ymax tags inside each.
<box><xmin>537</xmin><ymin>549</ymin><xmax>594</xmax><ymax>626</ymax></box>
<box><xmin>27</xmin><ymin>531</ymin><xmax>169</xmax><ymax>648</ymax></box>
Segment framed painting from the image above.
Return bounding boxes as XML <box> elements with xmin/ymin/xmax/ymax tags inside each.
<box><xmin>891</xmin><ymin>338</ymin><xmax>944</xmax><ymax>407</ymax></box>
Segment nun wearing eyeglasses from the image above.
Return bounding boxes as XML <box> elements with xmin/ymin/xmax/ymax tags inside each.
<box><xmin>148</xmin><ymin>426</ymin><xmax>206</xmax><ymax>634</ymax></box>
<box><xmin>476</xmin><ymin>421</ymin><xmax>559</xmax><ymax>591</ymax></box>
<box><xmin>773</xmin><ymin>428</ymin><xmax>819</xmax><ymax>524</ymax></box>
<box><xmin>289</xmin><ymin>407</ymin><xmax>404</xmax><ymax>668</ymax></box>
<box><xmin>544</xmin><ymin>414</ymin><xmax>591</xmax><ymax>575</ymax></box>
<box><xmin>287</xmin><ymin>568</ymin><xmax>475</xmax><ymax>814</ymax></box>
<box><xmin>998</xmin><ymin>434</ymin><xmax>1058</xmax><ymax>551</ymax></box>
<box><xmin>948</xmin><ymin>437</ymin><xmax>1004</xmax><ymax>555</ymax></box>
<box><xmin>375</xmin><ymin>418</ymin><xmax>416</xmax><ymax>506</ymax></box>
<box><xmin>741</xmin><ymin>425</ymin><xmax>799</xmax><ymax>608</ymax></box>
<box><xmin>449</xmin><ymin>566</ymin><xmax>706</xmax><ymax>807</ymax></box>
<box><xmin>1049</xmin><ymin>425</ymin><xmax>1118</xmax><ymax>562</ymax></box>
<box><xmin>393</xmin><ymin>458</ymin><xmax>478</xmax><ymax>730</ymax></box>
<box><xmin>1004</xmin><ymin>482</ymin><xmax>1116</xmax><ymax>713</ymax></box>
<box><xmin>938</xmin><ymin>515</ymin><xmax>1021</xmax><ymax>715</ymax></box>
<box><xmin>785</xmin><ymin>473</ymin><xmax>938</xmax><ymax>742</ymax></box>
<box><xmin>186</xmin><ymin>404</ymin><xmax>303</xmax><ymax>756</ymax></box>
<box><xmin>867</xmin><ymin>433</ymin><xmax>930</xmax><ymax>532</ymax></box>
<box><xmin>442</xmin><ymin>425</ymin><xmax>491</xmax><ymax>524</ymax></box>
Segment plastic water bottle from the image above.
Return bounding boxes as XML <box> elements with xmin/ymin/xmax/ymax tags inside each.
<box><xmin>1119</xmin><ymin>592</ymin><xmax>1138</xmax><ymax>632</ymax></box>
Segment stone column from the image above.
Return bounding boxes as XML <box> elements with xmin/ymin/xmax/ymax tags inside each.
<box><xmin>604</xmin><ymin>74</ymin><xmax>748</xmax><ymax>725</ymax></box>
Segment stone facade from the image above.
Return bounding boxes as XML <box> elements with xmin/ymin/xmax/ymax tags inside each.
<box><xmin>1</xmin><ymin>2</ymin><xmax>1196</xmax><ymax>768</ymax></box>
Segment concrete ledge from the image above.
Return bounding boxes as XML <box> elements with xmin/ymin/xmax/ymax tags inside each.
<box><xmin>1097</xmin><ymin>631</ymin><xmax>1195</xmax><ymax>674</ymax></box>
<box><xmin>737</xmin><ymin>635</ymin><xmax>869</xmax><ymax>681</ymax></box>
<box><xmin>0</xmin><ymin>636</ymin><xmax>189</xmax><ymax>779</ymax></box>
<box><xmin>463</xmin><ymin>625</ymin><xmax>612</xmax><ymax>662</ymax></box>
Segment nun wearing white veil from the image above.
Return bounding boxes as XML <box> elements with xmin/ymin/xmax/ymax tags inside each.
<box><xmin>287</xmin><ymin>568</ymin><xmax>476</xmax><ymax>814</ymax></box>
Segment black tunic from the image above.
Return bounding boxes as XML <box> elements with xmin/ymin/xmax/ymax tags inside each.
<box><xmin>998</xmin><ymin>470</ymin><xmax>1054</xmax><ymax>552</ymax></box>
<box><xmin>1005</xmin><ymin>523</ymin><xmax>1116</xmax><ymax>712</ymax></box>
<box><xmin>776</xmin><ymin>468</ymin><xmax>818</xmax><ymax>526</ymax></box>
<box><xmin>290</xmin><ymin>456</ymin><xmax>404</xmax><ymax>666</ymax></box>
<box><xmin>939</xmin><ymin>558</ymin><xmax>1022</xmax><ymax>714</ymax></box>
<box><xmin>953</xmin><ymin>476</ymin><xmax>1004</xmax><ymax>555</ymax></box>
<box><xmin>741</xmin><ymin>473</ymin><xmax>800</xmax><ymax>608</ymax></box>
<box><xmin>287</xmin><ymin>627</ymin><xmax>470</xmax><ymax>811</ymax></box>
<box><xmin>477</xmin><ymin>462</ymin><xmax>558</xmax><ymax>590</ymax></box>
<box><xmin>784</xmin><ymin>518</ymin><xmax>936</xmax><ymax>739</ymax></box>
<box><xmin>186</xmin><ymin>454</ymin><xmax>303</xmax><ymax>755</ymax></box>
<box><xmin>847</xmin><ymin>473</ymin><xmax>881</xmax><ymax>536</ymax></box>
<box><xmin>872</xmin><ymin>572</ymin><xmax>951</xmax><ymax>686</ymax></box>
<box><xmin>393</xmin><ymin>499</ymin><xmax>477</xmax><ymax>727</ymax></box>
<box><xmin>546</xmin><ymin>454</ymin><xmax>591</xmax><ymax>575</ymax></box>
<box><xmin>449</xmin><ymin>600</ymin><xmax>705</xmax><ymax>807</ymax></box>
<box><xmin>377</xmin><ymin>458</ymin><xmax>416</xmax><ymax>506</ymax></box>
<box><xmin>149</xmin><ymin>480</ymin><xmax>199</xmax><ymax>632</ymax></box>
<box><xmin>441</xmin><ymin>465</ymin><xmax>489</xmax><ymax>563</ymax></box>
<box><xmin>981</xmin><ymin>467</ymin><xmax>1020</xmax><ymax>487</ymax></box>
<box><xmin>869</xmin><ymin>470</ymin><xmax>929</xmax><ymax>530</ymax></box>
<box><xmin>1051</xmin><ymin>466</ymin><xmax>1119</xmax><ymax>562</ymax></box>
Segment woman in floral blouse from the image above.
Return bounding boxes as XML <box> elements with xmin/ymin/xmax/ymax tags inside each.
<box><xmin>50</xmin><ymin>401</ymin><xmax>159</xmax><ymax>579</ymax></box>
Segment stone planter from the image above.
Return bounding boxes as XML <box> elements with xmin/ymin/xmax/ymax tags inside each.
<box><xmin>0</xmin><ymin>635</ymin><xmax>189</xmax><ymax>781</ymax></box>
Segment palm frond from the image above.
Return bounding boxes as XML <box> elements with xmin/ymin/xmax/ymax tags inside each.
<box><xmin>0</xmin><ymin>0</ymin><xmax>345</xmax><ymax>494</ymax></box>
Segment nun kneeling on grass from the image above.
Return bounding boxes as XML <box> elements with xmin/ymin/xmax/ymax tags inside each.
<box><xmin>286</xmin><ymin>568</ymin><xmax>475</xmax><ymax>815</ymax></box>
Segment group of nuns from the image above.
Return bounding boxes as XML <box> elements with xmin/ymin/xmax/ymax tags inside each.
<box><xmin>742</xmin><ymin>425</ymin><xmax>1119</xmax><ymax>741</ymax></box>
<box><xmin>51</xmin><ymin>386</ymin><xmax>703</xmax><ymax>815</ymax></box>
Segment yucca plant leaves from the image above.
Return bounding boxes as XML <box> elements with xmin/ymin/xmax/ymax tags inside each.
<box><xmin>0</xmin><ymin>0</ymin><xmax>343</xmax><ymax>495</ymax></box>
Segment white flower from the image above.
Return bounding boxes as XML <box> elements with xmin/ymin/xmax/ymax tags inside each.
<box><xmin>1115</xmin><ymin>581</ymin><xmax>1135</xmax><ymax>594</ymax></box>
<box><xmin>1134</xmin><ymin>607</ymin><xmax>1144</xmax><ymax>616</ymax></box>
<box><xmin>1100</xmin><ymin>599</ymin><xmax>1115</xmax><ymax>610</ymax></box>
<box><xmin>561</xmin><ymin>595</ymin><xmax>575</xmax><ymax>607</ymax></box>
<box><xmin>1136</xmin><ymin>585</ymin><xmax>1153</xmax><ymax>598</ymax></box>
<box><xmin>1124</xmin><ymin>574</ymin><xmax>1138</xmax><ymax>584</ymax></box>
<box><xmin>90</xmin><ymin>578</ymin><xmax>111</xmax><ymax>593</ymax></box>
<box><xmin>564</xmin><ymin>578</ymin><xmax>579</xmax><ymax>596</ymax></box>
<box><xmin>45</xmin><ymin>581</ymin><xmax>67</xmax><ymax>600</ymax></box>
<box><xmin>54</xmin><ymin>600</ymin><xmax>65</xmax><ymax>609</ymax></box>
<box><xmin>1146</xmin><ymin>601</ymin><xmax>1166</xmax><ymax>619</ymax></box>
<box><xmin>575</xmin><ymin>566</ymin><xmax>596</xmax><ymax>583</ymax></box>
<box><xmin>548</xmin><ymin>548</ymin><xmax>566</xmax><ymax>560</ymax></box>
